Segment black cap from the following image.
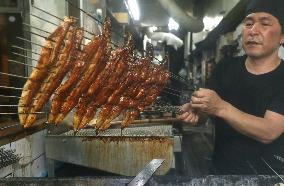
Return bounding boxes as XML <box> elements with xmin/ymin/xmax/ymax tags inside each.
<box><xmin>245</xmin><ymin>0</ymin><xmax>284</xmax><ymax>28</ymax></box>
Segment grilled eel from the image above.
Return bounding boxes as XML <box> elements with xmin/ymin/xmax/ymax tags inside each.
<box><xmin>73</xmin><ymin>35</ymin><xmax>133</xmax><ymax>131</ymax></box>
<box><xmin>94</xmin><ymin>56</ymin><xmax>151</xmax><ymax>131</ymax></box>
<box><xmin>19</xmin><ymin>17</ymin><xmax>74</xmax><ymax>127</ymax></box>
<box><xmin>48</xmin><ymin>34</ymin><xmax>101</xmax><ymax>123</ymax></box>
<box><xmin>95</xmin><ymin>45</ymin><xmax>154</xmax><ymax>131</ymax></box>
<box><xmin>75</xmin><ymin>46</ymin><xmax>132</xmax><ymax>131</ymax></box>
<box><xmin>54</xmin><ymin>18</ymin><xmax>111</xmax><ymax>125</ymax></box>
<box><xmin>121</xmin><ymin>67</ymin><xmax>170</xmax><ymax>128</ymax></box>
<box><xmin>97</xmin><ymin>63</ymin><xmax>169</xmax><ymax>131</ymax></box>
<box><xmin>25</xmin><ymin>26</ymin><xmax>82</xmax><ymax>127</ymax></box>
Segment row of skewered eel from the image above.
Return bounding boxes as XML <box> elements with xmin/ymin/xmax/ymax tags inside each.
<box><xmin>18</xmin><ymin>17</ymin><xmax>170</xmax><ymax>132</ymax></box>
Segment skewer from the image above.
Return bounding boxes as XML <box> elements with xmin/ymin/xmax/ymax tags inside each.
<box><xmin>0</xmin><ymin>124</ymin><xmax>21</xmax><ymax>131</ymax></box>
<box><xmin>32</xmin><ymin>5</ymin><xmax>64</xmax><ymax>22</ymax></box>
<box><xmin>261</xmin><ymin>157</ymin><xmax>284</xmax><ymax>183</ymax></box>
<box><xmin>0</xmin><ymin>94</ymin><xmax>39</xmax><ymax>101</ymax></box>
<box><xmin>16</xmin><ymin>36</ymin><xmax>47</xmax><ymax>48</ymax></box>
<box><xmin>64</xmin><ymin>2</ymin><xmax>174</xmax><ymax>67</ymax></box>
<box><xmin>8</xmin><ymin>59</ymin><xmax>37</xmax><ymax>69</ymax></box>
<box><xmin>30</xmin><ymin>13</ymin><xmax>58</xmax><ymax>27</ymax></box>
<box><xmin>0</xmin><ymin>105</ymin><xmax>49</xmax><ymax>109</ymax></box>
<box><xmin>11</xmin><ymin>52</ymin><xmax>38</xmax><ymax>61</ymax></box>
<box><xmin>30</xmin><ymin>13</ymin><xmax>94</xmax><ymax>41</ymax></box>
<box><xmin>11</xmin><ymin>45</ymin><xmax>40</xmax><ymax>55</ymax></box>
<box><xmin>0</xmin><ymin>112</ymin><xmax>46</xmax><ymax>115</ymax></box>
<box><xmin>0</xmin><ymin>72</ymin><xmax>28</xmax><ymax>79</ymax></box>
<box><xmin>24</xmin><ymin>27</ymin><xmax>87</xmax><ymax>48</ymax></box>
<box><xmin>23</xmin><ymin>22</ymin><xmax>52</xmax><ymax>35</ymax></box>
<box><xmin>164</xmin><ymin>87</ymin><xmax>183</xmax><ymax>93</ymax></box>
<box><xmin>107</xmin><ymin>118</ymin><xmax>179</xmax><ymax>126</ymax></box>
<box><xmin>0</xmin><ymin>105</ymin><xmax>21</xmax><ymax>107</ymax></box>
<box><xmin>0</xmin><ymin>86</ymin><xmax>23</xmax><ymax>90</ymax></box>
<box><xmin>0</xmin><ymin>95</ymin><xmax>21</xmax><ymax>99</ymax></box>
<box><xmin>30</xmin><ymin>6</ymin><xmax>193</xmax><ymax>89</ymax></box>
<box><xmin>23</xmin><ymin>29</ymin><xmax>56</xmax><ymax>43</ymax></box>
<box><xmin>64</xmin><ymin>0</ymin><xmax>103</xmax><ymax>28</ymax></box>
<box><xmin>143</xmin><ymin>105</ymin><xmax>183</xmax><ymax>114</ymax></box>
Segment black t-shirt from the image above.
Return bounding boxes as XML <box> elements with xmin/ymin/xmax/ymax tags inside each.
<box><xmin>208</xmin><ymin>55</ymin><xmax>284</xmax><ymax>174</ymax></box>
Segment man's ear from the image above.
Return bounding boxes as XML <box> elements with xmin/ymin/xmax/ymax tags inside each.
<box><xmin>281</xmin><ymin>34</ymin><xmax>284</xmax><ymax>47</ymax></box>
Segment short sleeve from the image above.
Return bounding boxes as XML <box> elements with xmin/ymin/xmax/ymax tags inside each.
<box><xmin>267</xmin><ymin>87</ymin><xmax>284</xmax><ymax>116</ymax></box>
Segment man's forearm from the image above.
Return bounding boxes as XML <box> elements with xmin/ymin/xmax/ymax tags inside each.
<box><xmin>217</xmin><ymin>102</ymin><xmax>282</xmax><ymax>144</ymax></box>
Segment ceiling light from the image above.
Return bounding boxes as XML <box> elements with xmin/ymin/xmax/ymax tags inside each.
<box><xmin>168</xmin><ymin>17</ymin><xmax>179</xmax><ymax>31</ymax></box>
<box><xmin>125</xmin><ymin>0</ymin><xmax>140</xmax><ymax>21</ymax></box>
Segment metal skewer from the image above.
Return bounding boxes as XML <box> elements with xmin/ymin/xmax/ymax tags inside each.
<box><xmin>23</xmin><ymin>29</ymin><xmax>56</xmax><ymax>43</ymax></box>
<box><xmin>11</xmin><ymin>51</ymin><xmax>38</xmax><ymax>61</ymax></box>
<box><xmin>0</xmin><ymin>95</ymin><xmax>21</xmax><ymax>99</ymax></box>
<box><xmin>30</xmin><ymin>13</ymin><xmax>93</xmax><ymax>41</ymax></box>
<box><xmin>16</xmin><ymin>36</ymin><xmax>47</xmax><ymax>48</ymax></box>
<box><xmin>0</xmin><ymin>124</ymin><xmax>21</xmax><ymax>131</ymax></box>
<box><xmin>0</xmin><ymin>72</ymin><xmax>28</xmax><ymax>79</ymax></box>
<box><xmin>11</xmin><ymin>45</ymin><xmax>40</xmax><ymax>55</ymax></box>
<box><xmin>8</xmin><ymin>59</ymin><xmax>37</xmax><ymax>69</ymax></box>
<box><xmin>0</xmin><ymin>86</ymin><xmax>23</xmax><ymax>90</ymax></box>
<box><xmin>261</xmin><ymin>157</ymin><xmax>284</xmax><ymax>183</ymax></box>
<box><xmin>29</xmin><ymin>5</ymin><xmax>193</xmax><ymax>90</ymax></box>
<box><xmin>23</xmin><ymin>22</ymin><xmax>52</xmax><ymax>35</ymax></box>
<box><xmin>0</xmin><ymin>112</ymin><xmax>46</xmax><ymax>115</ymax></box>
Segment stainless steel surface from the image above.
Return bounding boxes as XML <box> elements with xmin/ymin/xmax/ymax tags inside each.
<box><xmin>128</xmin><ymin>159</ymin><xmax>164</xmax><ymax>186</ymax></box>
<box><xmin>1</xmin><ymin>175</ymin><xmax>284</xmax><ymax>185</ymax></box>
<box><xmin>63</xmin><ymin>125</ymin><xmax>172</xmax><ymax>137</ymax></box>
<box><xmin>46</xmin><ymin>125</ymin><xmax>173</xmax><ymax>176</ymax></box>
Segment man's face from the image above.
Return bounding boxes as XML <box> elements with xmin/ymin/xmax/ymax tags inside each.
<box><xmin>242</xmin><ymin>12</ymin><xmax>284</xmax><ymax>59</ymax></box>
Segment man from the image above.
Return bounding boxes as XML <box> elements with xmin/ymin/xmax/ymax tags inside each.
<box><xmin>178</xmin><ymin>0</ymin><xmax>284</xmax><ymax>174</ymax></box>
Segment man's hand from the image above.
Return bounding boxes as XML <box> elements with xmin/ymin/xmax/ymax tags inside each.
<box><xmin>191</xmin><ymin>88</ymin><xmax>228</xmax><ymax>117</ymax></box>
<box><xmin>177</xmin><ymin>102</ymin><xmax>199</xmax><ymax>124</ymax></box>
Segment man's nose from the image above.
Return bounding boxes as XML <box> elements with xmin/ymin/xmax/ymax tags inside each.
<box><xmin>249</xmin><ymin>23</ymin><xmax>260</xmax><ymax>34</ymax></box>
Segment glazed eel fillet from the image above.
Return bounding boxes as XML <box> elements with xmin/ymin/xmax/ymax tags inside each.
<box><xmin>48</xmin><ymin>34</ymin><xmax>100</xmax><ymax>124</ymax></box>
<box><xmin>121</xmin><ymin>66</ymin><xmax>170</xmax><ymax>128</ymax></box>
<box><xmin>25</xmin><ymin>25</ymin><xmax>83</xmax><ymax>127</ymax></box>
<box><xmin>94</xmin><ymin>56</ymin><xmax>151</xmax><ymax>131</ymax></box>
<box><xmin>95</xmin><ymin>44</ymin><xmax>154</xmax><ymax>131</ymax></box>
<box><xmin>54</xmin><ymin>18</ymin><xmax>111</xmax><ymax>125</ymax></box>
<box><xmin>19</xmin><ymin>17</ymin><xmax>74</xmax><ymax>128</ymax></box>
<box><xmin>73</xmin><ymin>35</ymin><xmax>134</xmax><ymax>131</ymax></box>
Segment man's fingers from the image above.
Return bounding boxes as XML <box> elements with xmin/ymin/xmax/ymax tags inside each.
<box><xmin>177</xmin><ymin>112</ymin><xmax>190</xmax><ymax>120</ymax></box>
<box><xmin>191</xmin><ymin>103</ymin><xmax>205</xmax><ymax>110</ymax></box>
<box><xmin>180</xmin><ymin>102</ymin><xmax>192</xmax><ymax>112</ymax></box>
<box><xmin>191</xmin><ymin>96</ymin><xmax>203</xmax><ymax>104</ymax></box>
<box><xmin>192</xmin><ymin>89</ymin><xmax>206</xmax><ymax>98</ymax></box>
